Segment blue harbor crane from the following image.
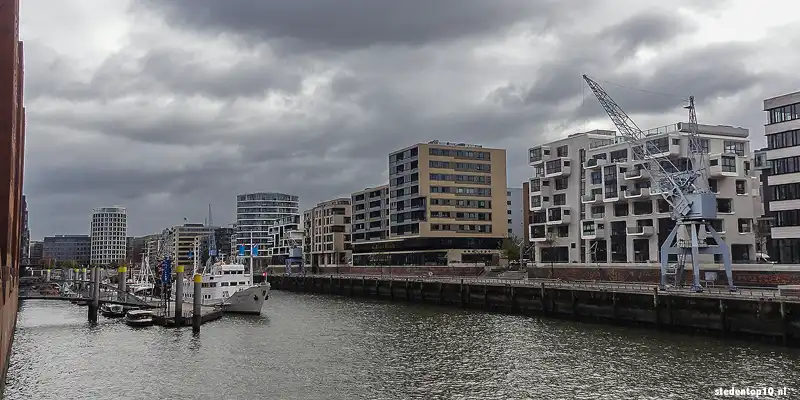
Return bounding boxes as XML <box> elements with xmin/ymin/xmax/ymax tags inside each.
<box><xmin>582</xmin><ymin>75</ymin><xmax>736</xmax><ymax>292</ymax></box>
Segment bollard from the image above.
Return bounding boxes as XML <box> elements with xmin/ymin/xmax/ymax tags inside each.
<box><xmin>88</xmin><ymin>266</ymin><xmax>99</xmax><ymax>323</ymax></box>
<box><xmin>175</xmin><ymin>265</ymin><xmax>185</xmax><ymax>325</ymax></box>
<box><xmin>192</xmin><ymin>274</ymin><xmax>202</xmax><ymax>333</ymax></box>
<box><xmin>45</xmin><ymin>269</ymin><xmax>51</xmax><ymax>282</ymax></box>
<box><xmin>118</xmin><ymin>265</ymin><xmax>127</xmax><ymax>303</ymax></box>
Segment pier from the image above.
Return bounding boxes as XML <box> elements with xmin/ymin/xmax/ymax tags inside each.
<box><xmin>268</xmin><ymin>274</ymin><xmax>800</xmax><ymax>347</ymax></box>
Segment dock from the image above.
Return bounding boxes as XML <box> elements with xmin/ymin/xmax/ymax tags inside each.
<box><xmin>269</xmin><ymin>274</ymin><xmax>800</xmax><ymax>347</ymax></box>
<box><xmin>147</xmin><ymin>301</ymin><xmax>223</xmax><ymax>327</ymax></box>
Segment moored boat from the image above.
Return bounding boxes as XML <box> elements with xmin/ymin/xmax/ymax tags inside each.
<box><xmin>100</xmin><ymin>303</ymin><xmax>126</xmax><ymax>318</ymax></box>
<box><xmin>124</xmin><ymin>310</ymin><xmax>153</xmax><ymax>327</ymax></box>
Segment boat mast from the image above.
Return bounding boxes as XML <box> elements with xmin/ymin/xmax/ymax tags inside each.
<box><xmin>249</xmin><ymin>230</ymin><xmax>255</xmax><ymax>284</ymax></box>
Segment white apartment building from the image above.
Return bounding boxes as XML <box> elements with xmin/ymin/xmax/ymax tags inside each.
<box><xmin>527</xmin><ymin>123</ymin><xmax>761</xmax><ymax>265</ymax></box>
<box><xmin>159</xmin><ymin>223</ymin><xmax>215</xmax><ymax>269</ymax></box>
<box><xmin>506</xmin><ymin>187</ymin><xmax>524</xmax><ymax>238</ymax></box>
<box><xmin>235</xmin><ymin>192</ymin><xmax>299</xmax><ymax>268</ymax></box>
<box><xmin>757</xmin><ymin>90</ymin><xmax>800</xmax><ymax>264</ymax></box>
<box><xmin>90</xmin><ymin>206</ymin><xmax>127</xmax><ymax>266</ymax></box>
<box><xmin>305</xmin><ymin>198</ymin><xmax>352</xmax><ymax>268</ymax></box>
<box><xmin>267</xmin><ymin>214</ymin><xmax>304</xmax><ymax>264</ymax></box>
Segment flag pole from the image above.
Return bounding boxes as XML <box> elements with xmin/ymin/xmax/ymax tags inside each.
<box><xmin>249</xmin><ymin>230</ymin><xmax>255</xmax><ymax>284</ymax></box>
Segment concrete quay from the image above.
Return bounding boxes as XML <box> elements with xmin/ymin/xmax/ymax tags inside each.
<box><xmin>268</xmin><ymin>274</ymin><xmax>800</xmax><ymax>347</ymax></box>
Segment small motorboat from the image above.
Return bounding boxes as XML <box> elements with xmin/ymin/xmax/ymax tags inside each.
<box><xmin>124</xmin><ymin>310</ymin><xmax>154</xmax><ymax>327</ymax></box>
<box><xmin>100</xmin><ymin>304</ymin><xmax>126</xmax><ymax>318</ymax></box>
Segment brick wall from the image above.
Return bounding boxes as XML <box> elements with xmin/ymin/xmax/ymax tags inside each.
<box><xmin>528</xmin><ymin>267</ymin><xmax>800</xmax><ymax>287</ymax></box>
<box><xmin>0</xmin><ymin>0</ymin><xmax>24</xmax><ymax>395</ymax></box>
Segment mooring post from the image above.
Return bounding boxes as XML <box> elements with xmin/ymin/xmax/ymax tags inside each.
<box><xmin>193</xmin><ymin>274</ymin><xmax>202</xmax><ymax>333</ymax></box>
<box><xmin>118</xmin><ymin>264</ymin><xmax>127</xmax><ymax>303</ymax></box>
<box><xmin>88</xmin><ymin>266</ymin><xmax>99</xmax><ymax>323</ymax></box>
<box><xmin>45</xmin><ymin>268</ymin><xmax>51</xmax><ymax>282</ymax></box>
<box><xmin>175</xmin><ymin>265</ymin><xmax>185</xmax><ymax>325</ymax></box>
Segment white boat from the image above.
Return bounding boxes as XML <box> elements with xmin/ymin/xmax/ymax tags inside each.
<box><xmin>127</xmin><ymin>250</ymin><xmax>156</xmax><ymax>296</ymax></box>
<box><xmin>124</xmin><ymin>310</ymin><xmax>153</xmax><ymax>327</ymax></box>
<box><xmin>100</xmin><ymin>304</ymin><xmax>125</xmax><ymax>318</ymax></box>
<box><xmin>172</xmin><ymin>235</ymin><xmax>269</xmax><ymax>315</ymax></box>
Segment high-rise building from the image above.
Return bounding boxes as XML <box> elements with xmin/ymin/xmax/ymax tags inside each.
<box><xmin>305</xmin><ymin>198</ymin><xmax>352</xmax><ymax>268</ymax></box>
<box><xmin>759</xmin><ymin>91</ymin><xmax>800</xmax><ymax>263</ymax></box>
<box><xmin>90</xmin><ymin>206</ymin><xmax>128</xmax><ymax>266</ymax></box>
<box><xmin>160</xmin><ymin>223</ymin><xmax>214</xmax><ymax>269</ymax></box>
<box><xmin>527</xmin><ymin>123</ymin><xmax>761</xmax><ymax>264</ymax></box>
<box><xmin>235</xmin><ymin>192</ymin><xmax>299</xmax><ymax>268</ymax></box>
<box><xmin>506</xmin><ymin>187</ymin><xmax>524</xmax><ymax>238</ymax></box>
<box><xmin>19</xmin><ymin>194</ymin><xmax>28</xmax><ymax>266</ymax></box>
<box><xmin>42</xmin><ymin>235</ymin><xmax>91</xmax><ymax>266</ymax></box>
<box><xmin>351</xmin><ymin>140</ymin><xmax>508</xmax><ymax>266</ymax></box>
<box><xmin>200</xmin><ymin>227</ymin><xmax>235</xmax><ymax>265</ymax></box>
<box><xmin>350</xmin><ymin>185</ymin><xmax>390</xmax><ymax>243</ymax></box>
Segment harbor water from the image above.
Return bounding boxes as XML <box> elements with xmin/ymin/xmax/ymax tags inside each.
<box><xmin>6</xmin><ymin>291</ymin><xmax>800</xmax><ymax>399</ymax></box>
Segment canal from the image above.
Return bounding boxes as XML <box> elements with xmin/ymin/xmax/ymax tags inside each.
<box><xmin>6</xmin><ymin>291</ymin><xmax>800</xmax><ymax>399</ymax></box>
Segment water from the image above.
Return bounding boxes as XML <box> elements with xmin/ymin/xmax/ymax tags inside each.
<box><xmin>6</xmin><ymin>292</ymin><xmax>800</xmax><ymax>400</ymax></box>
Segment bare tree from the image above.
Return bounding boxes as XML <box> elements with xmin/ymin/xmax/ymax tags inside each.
<box><xmin>541</xmin><ymin>230</ymin><xmax>559</xmax><ymax>278</ymax></box>
<box><xmin>753</xmin><ymin>217</ymin><xmax>772</xmax><ymax>256</ymax></box>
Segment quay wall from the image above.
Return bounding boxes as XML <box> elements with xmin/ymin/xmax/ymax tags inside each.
<box><xmin>268</xmin><ymin>275</ymin><xmax>800</xmax><ymax>348</ymax></box>
<box><xmin>529</xmin><ymin>263</ymin><xmax>800</xmax><ymax>287</ymax></box>
<box><xmin>0</xmin><ymin>0</ymin><xmax>25</xmax><ymax>396</ymax></box>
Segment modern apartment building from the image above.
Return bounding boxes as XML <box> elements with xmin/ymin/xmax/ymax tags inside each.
<box><xmin>351</xmin><ymin>185</ymin><xmax>390</xmax><ymax>243</ymax></box>
<box><xmin>19</xmin><ymin>194</ymin><xmax>28</xmax><ymax>266</ymax></box>
<box><xmin>200</xmin><ymin>226</ymin><xmax>235</xmax><ymax>265</ymax></box>
<box><xmin>527</xmin><ymin>124</ymin><xmax>761</xmax><ymax>264</ymax></box>
<box><xmin>758</xmin><ymin>90</ymin><xmax>800</xmax><ymax>263</ymax></box>
<box><xmin>160</xmin><ymin>223</ymin><xmax>214</xmax><ymax>269</ymax></box>
<box><xmin>305</xmin><ymin>198</ymin><xmax>352</xmax><ymax>268</ymax></box>
<box><xmin>351</xmin><ymin>140</ymin><xmax>508</xmax><ymax>266</ymax></box>
<box><xmin>235</xmin><ymin>192</ymin><xmax>299</xmax><ymax>268</ymax></box>
<box><xmin>507</xmin><ymin>187</ymin><xmax>524</xmax><ymax>238</ymax></box>
<box><xmin>42</xmin><ymin>235</ymin><xmax>91</xmax><ymax>266</ymax></box>
<box><xmin>90</xmin><ymin>206</ymin><xmax>128</xmax><ymax>266</ymax></box>
<box><xmin>267</xmin><ymin>215</ymin><xmax>304</xmax><ymax>265</ymax></box>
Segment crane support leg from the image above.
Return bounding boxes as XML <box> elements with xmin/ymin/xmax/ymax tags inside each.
<box><xmin>706</xmin><ymin>225</ymin><xmax>736</xmax><ymax>292</ymax></box>
<box><xmin>659</xmin><ymin>223</ymin><xmax>680</xmax><ymax>290</ymax></box>
<box><xmin>690</xmin><ymin>223</ymin><xmax>703</xmax><ymax>292</ymax></box>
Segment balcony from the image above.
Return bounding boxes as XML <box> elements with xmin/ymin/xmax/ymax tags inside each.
<box><xmin>623</xmin><ymin>187</ymin><xmax>651</xmax><ymax>199</ymax></box>
<box><xmin>544</xmin><ymin>158</ymin><xmax>572</xmax><ymax>178</ymax></box>
<box><xmin>531</xmin><ymin>198</ymin><xmax>550</xmax><ymax>212</ymax></box>
<box><xmin>530</xmin><ymin>226</ymin><xmax>549</xmax><ymax>242</ymax></box>
<box><xmin>626</xmin><ymin>226</ymin><xmax>655</xmax><ymax>236</ymax></box>
<box><xmin>753</xmin><ymin>149</ymin><xmax>769</xmax><ymax>170</ymax></box>
<box><xmin>581</xmin><ymin>193</ymin><xmax>603</xmax><ymax>204</ymax></box>
<box><xmin>708</xmin><ymin>154</ymin><xmax>738</xmax><ymax>178</ymax></box>
<box><xmin>528</xmin><ymin>146</ymin><xmax>549</xmax><ymax>165</ymax></box>
<box><xmin>584</xmin><ymin>158</ymin><xmax>608</xmax><ymax>170</ymax></box>
<box><xmin>623</xmin><ymin>168</ymin><xmax>650</xmax><ymax>181</ymax></box>
<box><xmin>581</xmin><ymin>222</ymin><xmax>606</xmax><ymax>240</ymax></box>
<box><xmin>546</xmin><ymin>207</ymin><xmax>571</xmax><ymax>225</ymax></box>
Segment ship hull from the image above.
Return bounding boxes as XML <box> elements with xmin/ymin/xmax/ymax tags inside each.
<box><xmin>221</xmin><ymin>284</ymin><xmax>270</xmax><ymax>315</ymax></box>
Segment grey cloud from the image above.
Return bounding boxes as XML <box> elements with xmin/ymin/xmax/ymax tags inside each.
<box><xmin>599</xmin><ymin>10</ymin><xmax>692</xmax><ymax>55</ymax></box>
<box><xmin>139</xmin><ymin>0</ymin><xmax>566</xmax><ymax>50</ymax></box>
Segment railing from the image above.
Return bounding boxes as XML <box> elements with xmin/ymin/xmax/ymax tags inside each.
<box><xmin>287</xmin><ymin>274</ymin><xmax>800</xmax><ymax>302</ymax></box>
<box><xmin>19</xmin><ymin>279</ymin><xmax>154</xmax><ymax>307</ymax></box>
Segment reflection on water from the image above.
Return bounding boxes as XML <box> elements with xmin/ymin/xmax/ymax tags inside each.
<box><xmin>6</xmin><ymin>292</ymin><xmax>800</xmax><ymax>399</ymax></box>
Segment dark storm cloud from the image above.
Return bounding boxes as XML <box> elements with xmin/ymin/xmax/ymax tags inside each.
<box><xmin>141</xmin><ymin>0</ymin><xmax>565</xmax><ymax>50</ymax></box>
<box><xmin>25</xmin><ymin>0</ymin><xmax>796</xmax><ymax>238</ymax></box>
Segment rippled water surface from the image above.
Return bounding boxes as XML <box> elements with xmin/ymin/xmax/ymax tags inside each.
<box><xmin>6</xmin><ymin>291</ymin><xmax>800</xmax><ymax>399</ymax></box>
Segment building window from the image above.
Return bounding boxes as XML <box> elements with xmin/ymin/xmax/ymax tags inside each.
<box><xmin>553</xmin><ymin>194</ymin><xmax>566</xmax><ymax>206</ymax></box>
<box><xmin>723</xmin><ymin>141</ymin><xmax>745</xmax><ymax>156</ymax></box>
<box><xmin>689</xmin><ymin>138</ymin><xmax>709</xmax><ymax>154</ymax></box>
<box><xmin>721</xmin><ymin>156</ymin><xmax>736</xmax><ymax>172</ymax></box>
<box><xmin>738</xmin><ymin>218</ymin><xmax>752</xmax><ymax>233</ymax></box>
<box><xmin>529</xmin><ymin>148</ymin><xmax>543</xmax><ymax>163</ymax></box>
<box><xmin>775</xmin><ymin>210</ymin><xmax>800</xmax><ymax>227</ymax></box>
<box><xmin>771</xmin><ymin>155</ymin><xmax>800</xmax><ymax>175</ymax></box>
<box><xmin>590</xmin><ymin>171</ymin><xmax>602</xmax><ymax>185</ymax></box>
<box><xmin>556</xmin><ymin>145</ymin><xmax>568</xmax><ymax>157</ymax></box>
<box><xmin>770</xmin><ymin>182</ymin><xmax>800</xmax><ymax>201</ymax></box>
<box><xmin>530</xmin><ymin>179</ymin><xmax>541</xmax><ymax>192</ymax></box>
<box><xmin>767</xmin><ymin>129</ymin><xmax>800</xmax><ymax>150</ymax></box>
<box><xmin>545</xmin><ymin>160</ymin><xmax>562</xmax><ymax>174</ymax></box>
<box><xmin>767</xmin><ymin>103</ymin><xmax>800</xmax><ymax>125</ymax></box>
<box><xmin>610</xmin><ymin>149</ymin><xmax>628</xmax><ymax>163</ymax></box>
<box><xmin>735</xmin><ymin>180</ymin><xmax>746</xmax><ymax>195</ymax></box>
<box><xmin>554</xmin><ymin>178</ymin><xmax>569</xmax><ymax>190</ymax></box>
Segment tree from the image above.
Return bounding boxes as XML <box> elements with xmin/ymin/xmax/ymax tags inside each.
<box><xmin>541</xmin><ymin>230</ymin><xmax>559</xmax><ymax>278</ymax></box>
<box><xmin>753</xmin><ymin>217</ymin><xmax>772</xmax><ymax>255</ymax></box>
<box><xmin>500</xmin><ymin>234</ymin><xmax>522</xmax><ymax>265</ymax></box>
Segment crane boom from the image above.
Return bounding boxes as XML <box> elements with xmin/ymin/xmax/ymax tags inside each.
<box><xmin>582</xmin><ymin>75</ymin><xmax>693</xmax><ymax>218</ymax></box>
<box><xmin>684</xmin><ymin>96</ymin><xmax>711</xmax><ymax>193</ymax></box>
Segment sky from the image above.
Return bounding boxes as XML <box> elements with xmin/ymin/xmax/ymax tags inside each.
<box><xmin>19</xmin><ymin>0</ymin><xmax>800</xmax><ymax>239</ymax></box>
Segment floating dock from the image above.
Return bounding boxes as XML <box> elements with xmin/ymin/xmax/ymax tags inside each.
<box><xmin>269</xmin><ymin>275</ymin><xmax>800</xmax><ymax>347</ymax></box>
<box><xmin>147</xmin><ymin>302</ymin><xmax>223</xmax><ymax>327</ymax></box>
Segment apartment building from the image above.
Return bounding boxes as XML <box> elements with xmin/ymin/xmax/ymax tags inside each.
<box><xmin>42</xmin><ymin>235</ymin><xmax>91</xmax><ymax>266</ymax></box>
<box><xmin>235</xmin><ymin>192</ymin><xmax>299</xmax><ymax>268</ymax></box>
<box><xmin>527</xmin><ymin>124</ymin><xmax>761</xmax><ymax>264</ymax></box>
<box><xmin>200</xmin><ymin>226</ymin><xmax>235</xmax><ymax>265</ymax></box>
<box><xmin>758</xmin><ymin>90</ymin><xmax>800</xmax><ymax>263</ymax></box>
<box><xmin>507</xmin><ymin>188</ymin><xmax>524</xmax><ymax>238</ymax></box>
<box><xmin>90</xmin><ymin>206</ymin><xmax>127</xmax><ymax>266</ymax></box>
<box><xmin>267</xmin><ymin>215</ymin><xmax>304</xmax><ymax>265</ymax></box>
<box><xmin>305</xmin><ymin>198</ymin><xmax>352</xmax><ymax>268</ymax></box>
<box><xmin>160</xmin><ymin>223</ymin><xmax>214</xmax><ymax>269</ymax></box>
<box><xmin>351</xmin><ymin>184</ymin><xmax>390</xmax><ymax>243</ymax></box>
<box><xmin>29</xmin><ymin>241</ymin><xmax>42</xmax><ymax>268</ymax></box>
<box><xmin>351</xmin><ymin>141</ymin><xmax>507</xmax><ymax>266</ymax></box>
